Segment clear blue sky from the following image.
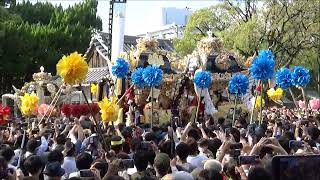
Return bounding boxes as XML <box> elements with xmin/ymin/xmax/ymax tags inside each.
<box><xmin>21</xmin><ymin>0</ymin><xmax>221</xmax><ymax>35</ymax></box>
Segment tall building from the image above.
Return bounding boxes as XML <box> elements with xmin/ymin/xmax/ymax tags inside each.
<box><xmin>137</xmin><ymin>7</ymin><xmax>192</xmax><ymax>39</ymax></box>
<box><xmin>161</xmin><ymin>7</ymin><xmax>191</xmax><ymax>26</ymax></box>
<box><xmin>162</xmin><ymin>7</ymin><xmax>192</xmax><ymax>26</ymax></box>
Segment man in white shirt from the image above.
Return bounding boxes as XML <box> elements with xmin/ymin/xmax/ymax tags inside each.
<box><xmin>62</xmin><ymin>140</ymin><xmax>77</xmax><ymax>178</ymax></box>
<box><xmin>25</xmin><ymin>137</ymin><xmax>48</xmax><ymax>158</ymax></box>
<box><xmin>186</xmin><ymin>138</ymin><xmax>208</xmax><ymax>168</ymax></box>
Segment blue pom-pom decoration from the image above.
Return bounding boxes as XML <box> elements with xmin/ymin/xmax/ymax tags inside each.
<box><xmin>275</xmin><ymin>67</ymin><xmax>292</xmax><ymax>89</ymax></box>
<box><xmin>194</xmin><ymin>70</ymin><xmax>212</xmax><ymax>89</ymax></box>
<box><xmin>291</xmin><ymin>66</ymin><xmax>311</xmax><ymax>87</ymax></box>
<box><xmin>249</xmin><ymin>49</ymin><xmax>275</xmax><ymax>80</ymax></box>
<box><xmin>142</xmin><ymin>65</ymin><xmax>163</xmax><ymax>87</ymax></box>
<box><xmin>228</xmin><ymin>74</ymin><xmax>249</xmax><ymax>96</ymax></box>
<box><xmin>111</xmin><ymin>58</ymin><xmax>130</xmax><ymax>78</ymax></box>
<box><xmin>131</xmin><ymin>68</ymin><xmax>145</xmax><ymax>88</ymax></box>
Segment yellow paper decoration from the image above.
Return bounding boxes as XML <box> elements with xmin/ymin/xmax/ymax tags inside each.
<box><xmin>255</xmin><ymin>96</ymin><xmax>265</xmax><ymax>109</ymax></box>
<box><xmin>91</xmin><ymin>84</ymin><xmax>97</xmax><ymax>94</ymax></box>
<box><xmin>20</xmin><ymin>92</ymin><xmax>39</xmax><ymax>116</ymax></box>
<box><xmin>267</xmin><ymin>88</ymin><xmax>283</xmax><ymax>101</ymax></box>
<box><xmin>98</xmin><ymin>96</ymin><xmax>119</xmax><ymax>122</ymax></box>
<box><xmin>56</xmin><ymin>52</ymin><xmax>89</xmax><ymax>85</ymax></box>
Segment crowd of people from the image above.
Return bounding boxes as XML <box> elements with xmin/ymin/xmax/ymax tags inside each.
<box><xmin>0</xmin><ymin>106</ymin><xmax>319</xmax><ymax>180</ymax></box>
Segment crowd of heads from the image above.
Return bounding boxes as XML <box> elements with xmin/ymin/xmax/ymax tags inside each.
<box><xmin>0</xmin><ymin>106</ymin><xmax>319</xmax><ymax>180</ymax></box>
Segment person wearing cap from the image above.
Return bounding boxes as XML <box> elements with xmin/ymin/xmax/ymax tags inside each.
<box><xmin>43</xmin><ymin>161</ymin><xmax>65</xmax><ymax>180</ymax></box>
<box><xmin>111</xmin><ymin>135</ymin><xmax>124</xmax><ymax>154</ymax></box>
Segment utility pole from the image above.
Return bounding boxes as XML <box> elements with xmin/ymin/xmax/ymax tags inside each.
<box><xmin>107</xmin><ymin>0</ymin><xmax>127</xmax><ymax>60</ymax></box>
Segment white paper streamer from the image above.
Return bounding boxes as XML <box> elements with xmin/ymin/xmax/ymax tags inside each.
<box><xmin>194</xmin><ymin>85</ymin><xmax>218</xmax><ymax>116</ymax></box>
<box><xmin>242</xmin><ymin>76</ymin><xmax>255</xmax><ymax>111</ymax></box>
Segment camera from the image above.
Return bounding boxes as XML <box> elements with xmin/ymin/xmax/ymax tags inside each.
<box><xmin>239</xmin><ymin>155</ymin><xmax>260</xmax><ymax>165</ymax></box>
<box><xmin>289</xmin><ymin>140</ymin><xmax>304</xmax><ymax>149</ymax></box>
<box><xmin>230</xmin><ymin>143</ymin><xmax>243</xmax><ymax>159</ymax></box>
<box><xmin>225</xmin><ymin>128</ymin><xmax>231</xmax><ymax>137</ymax></box>
<box><xmin>230</xmin><ymin>143</ymin><xmax>243</xmax><ymax>150</ymax></box>
<box><xmin>79</xmin><ymin>170</ymin><xmax>95</xmax><ymax>178</ymax></box>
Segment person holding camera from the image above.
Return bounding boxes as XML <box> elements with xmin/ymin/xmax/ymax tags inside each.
<box><xmin>68</xmin><ymin>152</ymin><xmax>99</xmax><ymax>179</ymax></box>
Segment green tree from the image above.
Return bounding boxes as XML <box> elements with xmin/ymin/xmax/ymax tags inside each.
<box><xmin>174</xmin><ymin>0</ymin><xmax>320</xmax><ymax>70</ymax></box>
<box><xmin>0</xmin><ymin>0</ymin><xmax>15</xmax><ymax>7</ymax></box>
<box><xmin>11</xmin><ymin>1</ymin><xmax>56</xmax><ymax>25</ymax></box>
<box><xmin>173</xmin><ymin>4</ymin><xmax>234</xmax><ymax>56</ymax></box>
<box><xmin>0</xmin><ymin>0</ymin><xmax>102</xmax><ymax>93</ymax></box>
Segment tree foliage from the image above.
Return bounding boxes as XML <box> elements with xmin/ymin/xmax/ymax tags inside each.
<box><xmin>0</xmin><ymin>0</ymin><xmax>15</xmax><ymax>7</ymax></box>
<box><xmin>173</xmin><ymin>4</ymin><xmax>234</xmax><ymax>56</ymax></box>
<box><xmin>0</xmin><ymin>0</ymin><xmax>102</xmax><ymax>93</ymax></box>
<box><xmin>174</xmin><ymin>0</ymin><xmax>320</xmax><ymax>72</ymax></box>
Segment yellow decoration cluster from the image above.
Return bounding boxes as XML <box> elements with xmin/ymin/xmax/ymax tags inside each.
<box><xmin>267</xmin><ymin>88</ymin><xmax>283</xmax><ymax>101</ymax></box>
<box><xmin>255</xmin><ymin>96</ymin><xmax>265</xmax><ymax>109</ymax></box>
<box><xmin>98</xmin><ymin>97</ymin><xmax>119</xmax><ymax>122</ymax></box>
<box><xmin>56</xmin><ymin>52</ymin><xmax>89</xmax><ymax>85</ymax></box>
<box><xmin>91</xmin><ymin>84</ymin><xmax>97</xmax><ymax>94</ymax></box>
<box><xmin>20</xmin><ymin>92</ymin><xmax>39</xmax><ymax>116</ymax></box>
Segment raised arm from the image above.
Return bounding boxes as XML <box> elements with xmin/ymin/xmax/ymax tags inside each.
<box><xmin>249</xmin><ymin>137</ymin><xmax>267</xmax><ymax>156</ymax></box>
<box><xmin>216</xmin><ymin>141</ymin><xmax>232</xmax><ymax>162</ymax></box>
<box><xmin>200</xmin><ymin>125</ymin><xmax>209</xmax><ymax>140</ymax></box>
<box><xmin>294</xmin><ymin>121</ymin><xmax>301</xmax><ymax>140</ymax></box>
<box><xmin>181</xmin><ymin>122</ymin><xmax>192</xmax><ymax>142</ymax></box>
<box><xmin>76</xmin><ymin>119</ymin><xmax>85</xmax><ymax>141</ymax></box>
<box><xmin>266</xmin><ymin>137</ymin><xmax>288</xmax><ymax>155</ymax></box>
